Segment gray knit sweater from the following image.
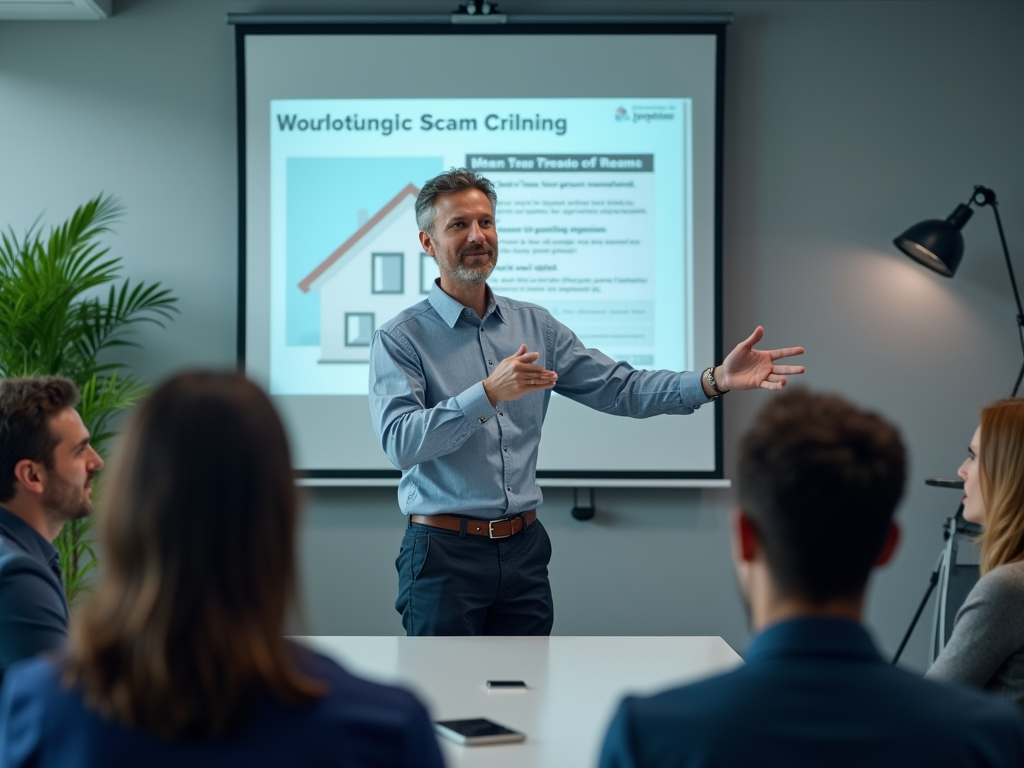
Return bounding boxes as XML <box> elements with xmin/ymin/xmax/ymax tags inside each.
<box><xmin>927</xmin><ymin>559</ymin><xmax>1024</xmax><ymax>712</ymax></box>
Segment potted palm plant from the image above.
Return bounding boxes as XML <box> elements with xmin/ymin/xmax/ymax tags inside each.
<box><xmin>0</xmin><ymin>194</ymin><xmax>178</xmax><ymax>606</ymax></box>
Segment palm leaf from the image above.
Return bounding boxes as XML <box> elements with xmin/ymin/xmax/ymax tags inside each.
<box><xmin>0</xmin><ymin>194</ymin><xmax>177</xmax><ymax>607</ymax></box>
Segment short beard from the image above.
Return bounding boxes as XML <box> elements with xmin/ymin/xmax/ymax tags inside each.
<box><xmin>450</xmin><ymin>262</ymin><xmax>493</xmax><ymax>285</ymax></box>
<box><xmin>42</xmin><ymin>472</ymin><xmax>92</xmax><ymax>525</ymax></box>
<box><xmin>444</xmin><ymin>244</ymin><xmax>497</xmax><ymax>286</ymax></box>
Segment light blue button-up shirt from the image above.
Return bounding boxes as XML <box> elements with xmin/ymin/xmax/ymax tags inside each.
<box><xmin>369</xmin><ymin>283</ymin><xmax>711</xmax><ymax>519</ymax></box>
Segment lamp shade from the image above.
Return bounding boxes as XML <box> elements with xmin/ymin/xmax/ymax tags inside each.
<box><xmin>893</xmin><ymin>203</ymin><xmax>973</xmax><ymax>277</ymax></box>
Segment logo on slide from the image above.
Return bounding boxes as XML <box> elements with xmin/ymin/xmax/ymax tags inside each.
<box><xmin>615</xmin><ymin>107</ymin><xmax>630</xmax><ymax>122</ymax></box>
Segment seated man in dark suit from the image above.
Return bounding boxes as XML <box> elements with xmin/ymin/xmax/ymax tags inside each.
<box><xmin>0</xmin><ymin>377</ymin><xmax>103</xmax><ymax>686</ymax></box>
<box><xmin>599</xmin><ymin>388</ymin><xmax>1024</xmax><ymax>768</ymax></box>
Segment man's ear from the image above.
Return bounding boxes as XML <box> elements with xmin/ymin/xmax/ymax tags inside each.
<box><xmin>418</xmin><ymin>231</ymin><xmax>436</xmax><ymax>257</ymax></box>
<box><xmin>731</xmin><ymin>509</ymin><xmax>760</xmax><ymax>564</ymax></box>
<box><xmin>875</xmin><ymin>522</ymin><xmax>901</xmax><ymax>567</ymax></box>
<box><xmin>12</xmin><ymin>459</ymin><xmax>45</xmax><ymax>497</ymax></box>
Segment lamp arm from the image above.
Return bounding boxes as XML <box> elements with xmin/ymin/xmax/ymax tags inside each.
<box><xmin>974</xmin><ymin>187</ymin><xmax>1024</xmax><ymax>322</ymax></box>
<box><xmin>989</xmin><ymin>202</ymin><xmax>1024</xmax><ymax>397</ymax></box>
<box><xmin>989</xmin><ymin>202</ymin><xmax>1024</xmax><ymax>325</ymax></box>
<box><xmin>971</xmin><ymin>187</ymin><xmax>1024</xmax><ymax>396</ymax></box>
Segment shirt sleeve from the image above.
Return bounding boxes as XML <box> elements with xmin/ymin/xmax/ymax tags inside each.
<box><xmin>598</xmin><ymin>698</ymin><xmax>642</xmax><ymax>768</ymax></box>
<box><xmin>926</xmin><ymin>566</ymin><xmax>1024</xmax><ymax>689</ymax></box>
<box><xmin>369</xmin><ymin>328</ymin><xmax>495</xmax><ymax>471</ymax></box>
<box><xmin>0</xmin><ymin>556</ymin><xmax>67</xmax><ymax>676</ymax></box>
<box><xmin>548</xmin><ymin>315</ymin><xmax>711</xmax><ymax>417</ymax></box>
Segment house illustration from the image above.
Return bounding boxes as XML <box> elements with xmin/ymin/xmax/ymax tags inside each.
<box><xmin>298</xmin><ymin>183</ymin><xmax>440</xmax><ymax>363</ymax></box>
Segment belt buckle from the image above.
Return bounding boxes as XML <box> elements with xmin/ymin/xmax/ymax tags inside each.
<box><xmin>488</xmin><ymin>518</ymin><xmax>513</xmax><ymax>539</ymax></box>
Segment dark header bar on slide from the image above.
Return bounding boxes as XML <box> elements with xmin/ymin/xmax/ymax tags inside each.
<box><xmin>467</xmin><ymin>154</ymin><xmax>654</xmax><ymax>172</ymax></box>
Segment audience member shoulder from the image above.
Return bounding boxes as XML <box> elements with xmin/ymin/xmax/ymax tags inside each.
<box><xmin>976</xmin><ymin>559</ymin><xmax>1024</xmax><ymax>599</ymax></box>
<box><xmin>289</xmin><ymin>645</ymin><xmax>437</xmax><ymax>734</ymax></box>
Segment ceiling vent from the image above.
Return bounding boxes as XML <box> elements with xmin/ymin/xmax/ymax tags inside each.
<box><xmin>0</xmin><ymin>0</ymin><xmax>111</xmax><ymax>20</ymax></box>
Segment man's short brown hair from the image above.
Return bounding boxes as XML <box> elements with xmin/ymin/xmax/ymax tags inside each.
<box><xmin>737</xmin><ymin>388</ymin><xmax>906</xmax><ymax>603</ymax></box>
<box><xmin>0</xmin><ymin>377</ymin><xmax>80</xmax><ymax>502</ymax></box>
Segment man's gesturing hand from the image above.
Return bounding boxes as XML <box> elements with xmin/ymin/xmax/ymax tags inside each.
<box><xmin>483</xmin><ymin>344</ymin><xmax>558</xmax><ymax>406</ymax></box>
<box><xmin>716</xmin><ymin>326</ymin><xmax>805</xmax><ymax>392</ymax></box>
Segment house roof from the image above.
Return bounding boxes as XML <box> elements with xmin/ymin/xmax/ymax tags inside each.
<box><xmin>298</xmin><ymin>182</ymin><xmax>421</xmax><ymax>293</ymax></box>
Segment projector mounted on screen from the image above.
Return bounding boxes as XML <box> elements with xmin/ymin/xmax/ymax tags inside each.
<box><xmin>235</xmin><ymin>18</ymin><xmax>725</xmax><ymax>484</ymax></box>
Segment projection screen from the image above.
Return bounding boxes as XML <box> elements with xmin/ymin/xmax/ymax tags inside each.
<box><xmin>235</xmin><ymin>18</ymin><xmax>726</xmax><ymax>483</ymax></box>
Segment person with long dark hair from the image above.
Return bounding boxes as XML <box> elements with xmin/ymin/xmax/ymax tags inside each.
<box><xmin>0</xmin><ymin>372</ymin><xmax>444</xmax><ymax>768</ymax></box>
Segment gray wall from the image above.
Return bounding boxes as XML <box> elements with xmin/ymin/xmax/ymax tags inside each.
<box><xmin>2</xmin><ymin>0</ymin><xmax>1022</xmax><ymax>671</ymax></box>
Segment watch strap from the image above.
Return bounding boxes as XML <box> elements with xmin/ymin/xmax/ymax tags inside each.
<box><xmin>703</xmin><ymin>366</ymin><xmax>729</xmax><ymax>397</ymax></box>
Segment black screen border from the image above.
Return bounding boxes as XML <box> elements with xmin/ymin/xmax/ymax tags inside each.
<box><xmin>234</xmin><ymin>19</ymin><xmax>727</xmax><ymax>482</ymax></box>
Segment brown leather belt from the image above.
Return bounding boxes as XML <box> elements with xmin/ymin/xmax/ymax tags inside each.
<box><xmin>410</xmin><ymin>510</ymin><xmax>537</xmax><ymax>539</ymax></box>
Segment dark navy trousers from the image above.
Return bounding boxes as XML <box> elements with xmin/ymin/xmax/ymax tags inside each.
<box><xmin>395</xmin><ymin>517</ymin><xmax>554</xmax><ymax>636</ymax></box>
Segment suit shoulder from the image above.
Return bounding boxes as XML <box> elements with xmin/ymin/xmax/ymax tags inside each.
<box><xmin>299</xmin><ymin>649</ymin><xmax>431</xmax><ymax>721</ymax></box>
<box><xmin>0</xmin><ymin>547</ymin><xmax>62</xmax><ymax>600</ymax></box>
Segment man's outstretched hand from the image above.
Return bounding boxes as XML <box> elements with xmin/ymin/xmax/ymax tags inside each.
<box><xmin>716</xmin><ymin>326</ymin><xmax>805</xmax><ymax>392</ymax></box>
<box><xmin>483</xmin><ymin>344</ymin><xmax>558</xmax><ymax>406</ymax></box>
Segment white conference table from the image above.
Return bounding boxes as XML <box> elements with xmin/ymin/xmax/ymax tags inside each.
<box><xmin>299</xmin><ymin>636</ymin><xmax>742</xmax><ymax>768</ymax></box>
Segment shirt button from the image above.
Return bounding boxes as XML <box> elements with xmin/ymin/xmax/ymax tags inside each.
<box><xmin>480</xmin><ymin>327</ymin><xmax>485</xmax><ymax>333</ymax></box>
<box><xmin>503</xmin><ymin>445</ymin><xmax>508</xmax><ymax>452</ymax></box>
<box><xmin>506</xmin><ymin>486</ymin><xmax>512</xmax><ymax>492</ymax></box>
<box><xmin>488</xmin><ymin>359</ymin><xmax>493</xmax><ymax>365</ymax></box>
<box><xmin>498</xmin><ymin>410</ymin><xmax>504</xmax><ymax>416</ymax></box>
<box><xmin>479</xmin><ymin>417</ymin><xmax>486</xmax><ymax>423</ymax></box>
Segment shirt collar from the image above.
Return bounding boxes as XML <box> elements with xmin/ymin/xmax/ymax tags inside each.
<box><xmin>428</xmin><ymin>281</ymin><xmax>505</xmax><ymax>328</ymax></box>
<box><xmin>744</xmin><ymin>616</ymin><xmax>882</xmax><ymax>664</ymax></box>
<box><xmin>0</xmin><ymin>505</ymin><xmax>60</xmax><ymax>572</ymax></box>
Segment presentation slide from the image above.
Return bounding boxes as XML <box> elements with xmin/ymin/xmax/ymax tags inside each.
<box><xmin>270</xmin><ymin>98</ymin><xmax>692</xmax><ymax>396</ymax></box>
<box><xmin>240</xmin><ymin>29</ymin><xmax>722</xmax><ymax>479</ymax></box>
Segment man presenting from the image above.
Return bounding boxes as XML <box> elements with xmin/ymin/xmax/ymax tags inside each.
<box><xmin>369</xmin><ymin>168</ymin><xmax>804</xmax><ymax>636</ymax></box>
<box><xmin>0</xmin><ymin>377</ymin><xmax>103</xmax><ymax>685</ymax></box>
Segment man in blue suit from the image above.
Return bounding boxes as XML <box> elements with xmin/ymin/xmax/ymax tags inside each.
<box><xmin>0</xmin><ymin>377</ymin><xmax>103</xmax><ymax>687</ymax></box>
<box><xmin>599</xmin><ymin>388</ymin><xmax>1024</xmax><ymax>768</ymax></box>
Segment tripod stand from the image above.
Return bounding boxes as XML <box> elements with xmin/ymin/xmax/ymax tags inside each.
<box><xmin>892</xmin><ymin>479</ymin><xmax>981</xmax><ymax>665</ymax></box>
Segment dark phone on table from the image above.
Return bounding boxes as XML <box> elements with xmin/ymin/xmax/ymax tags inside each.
<box><xmin>434</xmin><ymin>718</ymin><xmax>526</xmax><ymax>746</ymax></box>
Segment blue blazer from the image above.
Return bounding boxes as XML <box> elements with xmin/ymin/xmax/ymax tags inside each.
<box><xmin>599</xmin><ymin>617</ymin><xmax>1024</xmax><ymax>768</ymax></box>
<box><xmin>0</xmin><ymin>648</ymin><xmax>445</xmax><ymax>768</ymax></box>
<box><xmin>0</xmin><ymin>507</ymin><xmax>68</xmax><ymax>688</ymax></box>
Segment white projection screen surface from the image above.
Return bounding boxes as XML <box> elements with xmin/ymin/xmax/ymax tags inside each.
<box><xmin>236</xmin><ymin>20</ymin><xmax>725</xmax><ymax>482</ymax></box>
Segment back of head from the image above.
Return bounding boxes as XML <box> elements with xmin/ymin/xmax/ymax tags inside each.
<box><xmin>67</xmin><ymin>371</ymin><xmax>321</xmax><ymax>738</ymax></box>
<box><xmin>0</xmin><ymin>377</ymin><xmax>79</xmax><ymax>503</ymax></box>
<box><xmin>737</xmin><ymin>388</ymin><xmax>906</xmax><ymax>604</ymax></box>
<box><xmin>977</xmin><ymin>398</ymin><xmax>1024</xmax><ymax>575</ymax></box>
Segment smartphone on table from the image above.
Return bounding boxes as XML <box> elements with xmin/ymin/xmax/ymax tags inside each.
<box><xmin>434</xmin><ymin>718</ymin><xmax>526</xmax><ymax>746</ymax></box>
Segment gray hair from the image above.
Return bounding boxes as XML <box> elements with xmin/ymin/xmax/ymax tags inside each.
<box><xmin>415</xmin><ymin>168</ymin><xmax>497</xmax><ymax>237</ymax></box>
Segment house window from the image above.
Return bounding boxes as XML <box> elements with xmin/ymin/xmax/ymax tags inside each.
<box><xmin>372</xmin><ymin>253</ymin><xmax>404</xmax><ymax>294</ymax></box>
<box><xmin>345</xmin><ymin>313</ymin><xmax>374</xmax><ymax>347</ymax></box>
<box><xmin>420</xmin><ymin>252</ymin><xmax>439</xmax><ymax>294</ymax></box>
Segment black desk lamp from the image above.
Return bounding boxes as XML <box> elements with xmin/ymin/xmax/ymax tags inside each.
<box><xmin>890</xmin><ymin>187</ymin><xmax>1021</xmax><ymax>664</ymax></box>
<box><xmin>894</xmin><ymin>185</ymin><xmax>1024</xmax><ymax>396</ymax></box>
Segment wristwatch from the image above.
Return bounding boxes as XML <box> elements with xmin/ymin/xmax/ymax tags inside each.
<box><xmin>703</xmin><ymin>366</ymin><xmax>729</xmax><ymax>398</ymax></box>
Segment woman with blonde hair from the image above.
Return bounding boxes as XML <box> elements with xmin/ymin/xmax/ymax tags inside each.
<box><xmin>0</xmin><ymin>372</ymin><xmax>444</xmax><ymax>767</ymax></box>
<box><xmin>927</xmin><ymin>398</ymin><xmax>1024</xmax><ymax>710</ymax></box>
